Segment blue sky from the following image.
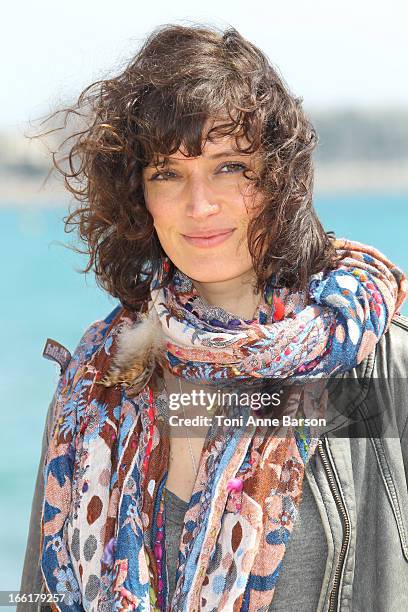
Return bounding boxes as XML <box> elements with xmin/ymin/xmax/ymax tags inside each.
<box><xmin>2</xmin><ymin>0</ymin><xmax>407</xmax><ymax>129</ymax></box>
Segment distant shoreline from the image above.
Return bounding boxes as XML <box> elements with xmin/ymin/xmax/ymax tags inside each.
<box><xmin>1</xmin><ymin>160</ymin><xmax>408</xmax><ymax>207</ymax></box>
<box><xmin>314</xmin><ymin>160</ymin><xmax>408</xmax><ymax>195</ymax></box>
<box><xmin>3</xmin><ymin>108</ymin><xmax>407</xmax><ymax>206</ymax></box>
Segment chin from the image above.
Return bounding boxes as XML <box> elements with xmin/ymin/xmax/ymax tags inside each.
<box><xmin>178</xmin><ymin>262</ymin><xmax>251</xmax><ymax>284</ymax></box>
<box><xmin>188</xmin><ymin>271</ymin><xmax>236</xmax><ymax>283</ymax></box>
<box><xmin>166</xmin><ymin>245</ymin><xmax>254</xmax><ymax>284</ymax></box>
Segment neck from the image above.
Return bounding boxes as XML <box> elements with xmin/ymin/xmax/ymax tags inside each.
<box><xmin>192</xmin><ymin>269</ymin><xmax>262</xmax><ymax>320</ymax></box>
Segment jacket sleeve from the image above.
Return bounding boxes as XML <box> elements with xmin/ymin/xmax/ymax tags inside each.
<box><xmin>369</xmin><ymin>315</ymin><xmax>408</xmax><ymax>487</ymax></box>
<box><xmin>390</xmin><ymin>316</ymin><xmax>408</xmax><ymax>487</ymax></box>
<box><xmin>17</xmin><ymin>393</ymin><xmax>56</xmax><ymax>611</ymax></box>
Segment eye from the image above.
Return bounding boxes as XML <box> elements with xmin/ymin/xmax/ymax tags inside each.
<box><xmin>218</xmin><ymin>162</ymin><xmax>248</xmax><ymax>174</ymax></box>
<box><xmin>148</xmin><ymin>170</ymin><xmax>177</xmax><ymax>181</ymax></box>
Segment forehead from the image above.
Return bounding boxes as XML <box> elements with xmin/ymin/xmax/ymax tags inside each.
<box><xmin>148</xmin><ymin>134</ymin><xmax>255</xmax><ymax>166</ymax></box>
<box><xmin>144</xmin><ymin>113</ymin><xmax>260</xmax><ymax>168</ymax></box>
<box><xmin>180</xmin><ymin>136</ymin><xmax>246</xmax><ymax>158</ymax></box>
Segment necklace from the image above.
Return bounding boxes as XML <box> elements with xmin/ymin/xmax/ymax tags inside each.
<box><xmin>178</xmin><ymin>377</ymin><xmax>198</xmax><ymax>476</ymax></box>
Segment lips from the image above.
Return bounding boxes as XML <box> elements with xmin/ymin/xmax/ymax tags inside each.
<box><xmin>182</xmin><ymin>228</ymin><xmax>235</xmax><ymax>248</ymax></box>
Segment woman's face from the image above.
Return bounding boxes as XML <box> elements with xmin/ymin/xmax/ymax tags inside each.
<box><xmin>142</xmin><ymin>126</ymin><xmax>263</xmax><ymax>284</ymax></box>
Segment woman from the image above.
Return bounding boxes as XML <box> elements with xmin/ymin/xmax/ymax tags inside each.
<box><xmin>20</xmin><ymin>24</ymin><xmax>408</xmax><ymax>612</ymax></box>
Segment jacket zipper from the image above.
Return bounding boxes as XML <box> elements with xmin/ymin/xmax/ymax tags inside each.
<box><xmin>317</xmin><ymin>438</ymin><xmax>351</xmax><ymax>612</ymax></box>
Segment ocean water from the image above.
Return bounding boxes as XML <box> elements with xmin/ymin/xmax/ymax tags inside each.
<box><xmin>1</xmin><ymin>193</ymin><xmax>407</xmax><ymax>595</ymax></box>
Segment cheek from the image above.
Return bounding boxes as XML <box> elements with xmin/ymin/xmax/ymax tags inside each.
<box><xmin>232</xmin><ymin>180</ymin><xmax>262</xmax><ymax>216</ymax></box>
<box><xmin>242</xmin><ymin>184</ymin><xmax>263</xmax><ymax>210</ymax></box>
<box><xmin>143</xmin><ymin>180</ymin><xmax>164</xmax><ymax>216</ymax></box>
<box><xmin>233</xmin><ymin>201</ymin><xmax>254</xmax><ymax>231</ymax></box>
<box><xmin>145</xmin><ymin>200</ymin><xmax>178</xmax><ymax>251</ymax></box>
<box><xmin>145</xmin><ymin>195</ymin><xmax>174</xmax><ymax>227</ymax></box>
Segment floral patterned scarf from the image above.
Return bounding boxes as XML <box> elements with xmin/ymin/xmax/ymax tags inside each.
<box><xmin>40</xmin><ymin>238</ymin><xmax>407</xmax><ymax>611</ymax></box>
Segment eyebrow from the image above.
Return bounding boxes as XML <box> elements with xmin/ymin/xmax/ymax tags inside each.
<box><xmin>147</xmin><ymin>149</ymin><xmax>249</xmax><ymax>167</ymax></box>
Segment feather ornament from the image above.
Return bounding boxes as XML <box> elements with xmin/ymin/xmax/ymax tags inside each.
<box><xmin>98</xmin><ymin>306</ymin><xmax>166</xmax><ymax>393</ymax></box>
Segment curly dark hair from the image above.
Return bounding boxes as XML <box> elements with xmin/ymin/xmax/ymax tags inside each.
<box><xmin>42</xmin><ymin>22</ymin><xmax>338</xmax><ymax>311</ymax></box>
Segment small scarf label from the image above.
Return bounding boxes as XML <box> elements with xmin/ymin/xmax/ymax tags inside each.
<box><xmin>42</xmin><ymin>338</ymin><xmax>72</xmax><ymax>374</ymax></box>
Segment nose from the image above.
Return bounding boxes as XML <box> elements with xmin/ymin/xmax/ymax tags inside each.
<box><xmin>184</xmin><ymin>176</ymin><xmax>220</xmax><ymax>219</ymax></box>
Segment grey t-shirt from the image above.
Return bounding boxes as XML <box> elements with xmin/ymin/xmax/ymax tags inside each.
<box><xmin>164</xmin><ymin>475</ymin><xmax>327</xmax><ymax>610</ymax></box>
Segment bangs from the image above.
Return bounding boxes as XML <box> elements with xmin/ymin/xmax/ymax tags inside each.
<box><xmin>133</xmin><ymin>85</ymin><xmax>261</xmax><ymax>165</ymax></box>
